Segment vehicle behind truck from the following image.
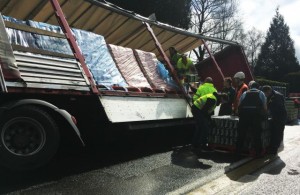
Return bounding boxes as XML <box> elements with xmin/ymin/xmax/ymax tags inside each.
<box><xmin>0</xmin><ymin>0</ymin><xmax>253</xmax><ymax>170</ymax></box>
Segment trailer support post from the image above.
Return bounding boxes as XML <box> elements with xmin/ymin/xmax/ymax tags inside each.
<box><xmin>49</xmin><ymin>0</ymin><xmax>98</xmax><ymax>94</ymax></box>
<box><xmin>144</xmin><ymin>22</ymin><xmax>192</xmax><ymax>108</ymax></box>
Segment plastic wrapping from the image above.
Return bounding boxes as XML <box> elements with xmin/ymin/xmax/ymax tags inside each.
<box><xmin>2</xmin><ymin>15</ymin><xmax>127</xmax><ymax>87</ymax></box>
<box><xmin>3</xmin><ymin>15</ymin><xmax>37</xmax><ymax>48</ymax></box>
<box><xmin>71</xmin><ymin>29</ymin><xmax>127</xmax><ymax>87</ymax></box>
<box><xmin>29</xmin><ymin>21</ymin><xmax>127</xmax><ymax>87</ymax></box>
<box><xmin>28</xmin><ymin>21</ymin><xmax>73</xmax><ymax>55</ymax></box>
<box><xmin>0</xmin><ymin>15</ymin><xmax>21</xmax><ymax>80</ymax></box>
<box><xmin>134</xmin><ymin>49</ymin><xmax>177</xmax><ymax>91</ymax></box>
<box><xmin>108</xmin><ymin>44</ymin><xmax>151</xmax><ymax>88</ymax></box>
<box><xmin>156</xmin><ymin>61</ymin><xmax>179</xmax><ymax>90</ymax></box>
<box><xmin>209</xmin><ymin>116</ymin><xmax>271</xmax><ymax>152</ymax></box>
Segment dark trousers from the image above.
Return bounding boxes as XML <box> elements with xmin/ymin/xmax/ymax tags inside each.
<box><xmin>191</xmin><ymin>105</ymin><xmax>211</xmax><ymax>147</ymax></box>
<box><xmin>270</xmin><ymin>120</ymin><xmax>285</xmax><ymax>150</ymax></box>
<box><xmin>236</xmin><ymin>115</ymin><xmax>263</xmax><ymax>155</ymax></box>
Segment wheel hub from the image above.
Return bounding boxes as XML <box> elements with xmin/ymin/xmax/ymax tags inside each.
<box><xmin>1</xmin><ymin>117</ymin><xmax>46</xmax><ymax>156</ymax></box>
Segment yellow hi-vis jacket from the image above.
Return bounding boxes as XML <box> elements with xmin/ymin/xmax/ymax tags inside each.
<box><xmin>177</xmin><ymin>57</ymin><xmax>193</xmax><ymax>71</ymax></box>
<box><xmin>194</xmin><ymin>93</ymin><xmax>217</xmax><ymax>114</ymax></box>
<box><xmin>193</xmin><ymin>83</ymin><xmax>217</xmax><ymax>102</ymax></box>
<box><xmin>176</xmin><ymin>57</ymin><xmax>193</xmax><ymax>75</ymax></box>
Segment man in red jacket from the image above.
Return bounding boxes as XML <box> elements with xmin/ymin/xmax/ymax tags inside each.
<box><xmin>233</xmin><ymin>71</ymin><xmax>248</xmax><ymax>115</ymax></box>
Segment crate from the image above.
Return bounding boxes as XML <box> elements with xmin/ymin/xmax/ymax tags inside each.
<box><xmin>285</xmin><ymin>99</ymin><xmax>299</xmax><ymax>123</ymax></box>
<box><xmin>208</xmin><ymin>116</ymin><xmax>271</xmax><ymax>155</ymax></box>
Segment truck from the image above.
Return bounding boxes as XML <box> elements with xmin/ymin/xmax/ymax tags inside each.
<box><xmin>0</xmin><ymin>0</ymin><xmax>253</xmax><ymax>170</ymax></box>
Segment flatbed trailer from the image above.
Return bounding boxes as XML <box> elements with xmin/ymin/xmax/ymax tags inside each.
<box><xmin>0</xmin><ymin>0</ymin><xmax>253</xmax><ymax>170</ymax></box>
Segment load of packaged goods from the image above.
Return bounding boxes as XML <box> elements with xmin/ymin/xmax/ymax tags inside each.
<box><xmin>209</xmin><ymin>115</ymin><xmax>271</xmax><ymax>154</ymax></box>
<box><xmin>3</xmin><ymin>15</ymin><xmax>177</xmax><ymax>91</ymax></box>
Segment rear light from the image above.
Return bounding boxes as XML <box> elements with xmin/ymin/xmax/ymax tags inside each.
<box><xmin>71</xmin><ymin>115</ymin><xmax>77</xmax><ymax>125</ymax></box>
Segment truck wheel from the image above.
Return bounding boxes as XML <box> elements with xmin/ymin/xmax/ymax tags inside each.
<box><xmin>0</xmin><ymin>105</ymin><xmax>60</xmax><ymax>171</ymax></box>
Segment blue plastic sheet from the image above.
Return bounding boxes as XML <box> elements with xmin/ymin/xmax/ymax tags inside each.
<box><xmin>157</xmin><ymin>61</ymin><xmax>179</xmax><ymax>90</ymax></box>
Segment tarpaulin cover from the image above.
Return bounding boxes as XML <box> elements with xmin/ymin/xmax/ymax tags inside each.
<box><xmin>108</xmin><ymin>44</ymin><xmax>151</xmax><ymax>88</ymax></box>
<box><xmin>3</xmin><ymin>15</ymin><xmax>127</xmax><ymax>87</ymax></box>
<box><xmin>134</xmin><ymin>49</ymin><xmax>177</xmax><ymax>91</ymax></box>
<box><xmin>0</xmin><ymin>15</ymin><xmax>21</xmax><ymax>80</ymax></box>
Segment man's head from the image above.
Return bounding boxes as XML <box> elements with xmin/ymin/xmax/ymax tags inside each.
<box><xmin>262</xmin><ymin>85</ymin><xmax>273</xmax><ymax>97</ymax></box>
<box><xmin>248</xmin><ymin>81</ymin><xmax>259</xmax><ymax>89</ymax></box>
<box><xmin>169</xmin><ymin>47</ymin><xmax>177</xmax><ymax>56</ymax></box>
<box><xmin>233</xmin><ymin>71</ymin><xmax>245</xmax><ymax>86</ymax></box>
<box><xmin>204</xmin><ymin>77</ymin><xmax>213</xmax><ymax>83</ymax></box>
<box><xmin>182</xmin><ymin>54</ymin><xmax>188</xmax><ymax>64</ymax></box>
<box><xmin>223</xmin><ymin>77</ymin><xmax>232</xmax><ymax>88</ymax></box>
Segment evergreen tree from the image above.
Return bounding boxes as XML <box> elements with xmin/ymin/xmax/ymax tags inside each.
<box><xmin>254</xmin><ymin>8</ymin><xmax>300</xmax><ymax>81</ymax></box>
<box><xmin>105</xmin><ymin>0</ymin><xmax>192</xmax><ymax>29</ymax></box>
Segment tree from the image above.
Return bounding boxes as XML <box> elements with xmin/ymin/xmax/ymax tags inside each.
<box><xmin>243</xmin><ymin>28</ymin><xmax>265</xmax><ymax>67</ymax></box>
<box><xmin>190</xmin><ymin>0</ymin><xmax>241</xmax><ymax>61</ymax></box>
<box><xmin>254</xmin><ymin>9</ymin><xmax>300</xmax><ymax>81</ymax></box>
<box><xmin>105</xmin><ymin>0</ymin><xmax>192</xmax><ymax>29</ymax></box>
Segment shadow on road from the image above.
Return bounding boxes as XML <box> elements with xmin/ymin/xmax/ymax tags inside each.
<box><xmin>0</xmin><ymin>126</ymin><xmax>193</xmax><ymax>194</ymax></box>
<box><xmin>263</xmin><ymin>156</ymin><xmax>286</xmax><ymax>175</ymax></box>
<box><xmin>171</xmin><ymin>147</ymin><xmax>212</xmax><ymax>169</ymax></box>
<box><xmin>224</xmin><ymin>155</ymin><xmax>285</xmax><ymax>183</ymax></box>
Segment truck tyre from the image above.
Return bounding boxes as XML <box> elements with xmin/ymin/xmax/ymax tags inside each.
<box><xmin>0</xmin><ymin>105</ymin><xmax>60</xmax><ymax>171</ymax></box>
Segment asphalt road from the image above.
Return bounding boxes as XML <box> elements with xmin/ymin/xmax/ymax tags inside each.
<box><xmin>1</xmin><ymin>123</ymin><xmax>300</xmax><ymax>195</ymax></box>
<box><xmin>0</xmin><ymin>125</ymin><xmax>195</xmax><ymax>194</ymax></box>
<box><xmin>189</xmin><ymin>123</ymin><xmax>300</xmax><ymax>195</ymax></box>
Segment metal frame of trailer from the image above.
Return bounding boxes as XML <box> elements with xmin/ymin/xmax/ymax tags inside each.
<box><xmin>0</xmin><ymin>0</ymin><xmax>254</xmax><ymax>170</ymax></box>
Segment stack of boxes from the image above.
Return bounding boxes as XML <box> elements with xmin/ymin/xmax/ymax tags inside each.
<box><xmin>208</xmin><ymin>116</ymin><xmax>271</xmax><ymax>153</ymax></box>
<box><xmin>285</xmin><ymin>99</ymin><xmax>299</xmax><ymax>123</ymax></box>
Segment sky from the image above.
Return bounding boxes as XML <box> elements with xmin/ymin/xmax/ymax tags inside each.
<box><xmin>239</xmin><ymin>0</ymin><xmax>300</xmax><ymax>62</ymax></box>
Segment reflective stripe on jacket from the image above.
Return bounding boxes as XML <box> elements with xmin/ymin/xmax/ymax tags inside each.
<box><xmin>194</xmin><ymin>93</ymin><xmax>217</xmax><ymax>113</ymax></box>
<box><xmin>193</xmin><ymin>83</ymin><xmax>217</xmax><ymax>102</ymax></box>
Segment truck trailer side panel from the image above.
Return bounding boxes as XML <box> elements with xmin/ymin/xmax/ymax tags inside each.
<box><xmin>99</xmin><ymin>96</ymin><xmax>193</xmax><ymax>123</ymax></box>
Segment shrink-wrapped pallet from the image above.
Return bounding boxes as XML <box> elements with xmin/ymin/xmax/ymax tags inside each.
<box><xmin>209</xmin><ymin>116</ymin><xmax>271</xmax><ymax>153</ymax></box>
<box><xmin>134</xmin><ymin>49</ymin><xmax>177</xmax><ymax>91</ymax></box>
<box><xmin>108</xmin><ymin>44</ymin><xmax>151</xmax><ymax>88</ymax></box>
<box><xmin>3</xmin><ymin>15</ymin><xmax>127</xmax><ymax>87</ymax></box>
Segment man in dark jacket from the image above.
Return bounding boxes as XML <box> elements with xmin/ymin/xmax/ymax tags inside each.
<box><xmin>236</xmin><ymin>81</ymin><xmax>267</xmax><ymax>156</ymax></box>
<box><xmin>262</xmin><ymin>85</ymin><xmax>287</xmax><ymax>154</ymax></box>
<box><xmin>219</xmin><ymin>77</ymin><xmax>235</xmax><ymax>116</ymax></box>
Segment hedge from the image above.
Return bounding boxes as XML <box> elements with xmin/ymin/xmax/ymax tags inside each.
<box><xmin>255</xmin><ymin>77</ymin><xmax>289</xmax><ymax>96</ymax></box>
<box><xmin>282</xmin><ymin>72</ymin><xmax>300</xmax><ymax>93</ymax></box>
